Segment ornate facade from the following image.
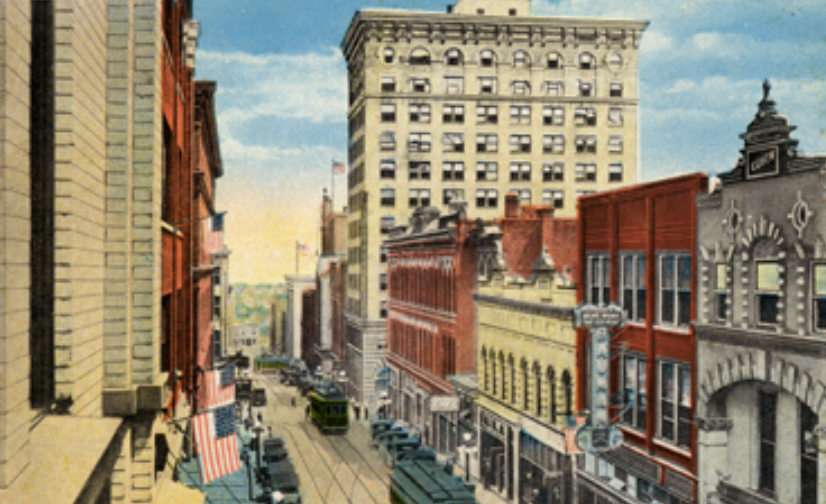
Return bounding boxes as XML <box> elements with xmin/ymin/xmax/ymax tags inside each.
<box><xmin>695</xmin><ymin>83</ymin><xmax>826</xmax><ymax>504</ymax></box>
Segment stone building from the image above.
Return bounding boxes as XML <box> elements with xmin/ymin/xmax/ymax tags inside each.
<box><xmin>0</xmin><ymin>0</ymin><xmax>206</xmax><ymax>502</ymax></box>
<box><xmin>385</xmin><ymin>202</ymin><xmax>477</xmax><ymax>442</ymax></box>
<box><xmin>473</xmin><ymin>194</ymin><xmax>578</xmax><ymax>504</ymax></box>
<box><xmin>576</xmin><ymin>173</ymin><xmax>707</xmax><ymax>504</ymax></box>
<box><xmin>694</xmin><ymin>84</ymin><xmax>826</xmax><ymax>504</ymax></box>
<box><xmin>285</xmin><ymin>274</ymin><xmax>315</xmax><ymax>359</ymax></box>
<box><xmin>340</xmin><ymin>0</ymin><xmax>647</xmax><ymax>418</ymax></box>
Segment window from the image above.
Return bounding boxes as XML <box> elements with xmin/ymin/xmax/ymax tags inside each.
<box><xmin>476</xmin><ymin>162</ymin><xmax>498</xmax><ymax>181</ymax></box>
<box><xmin>576</xmin><ymin>163</ymin><xmax>596</xmax><ymax>182</ymax></box>
<box><xmin>609</xmin><ymin>163</ymin><xmax>623</xmax><ymax>182</ymax></box>
<box><xmin>476</xmin><ymin>104</ymin><xmax>498</xmax><ymax>124</ymax></box>
<box><xmin>575</xmin><ymin>107</ymin><xmax>597</xmax><ymax>126</ymax></box>
<box><xmin>576</xmin><ymin>135</ymin><xmax>597</xmax><ymax>154</ymax></box>
<box><xmin>579</xmin><ymin>81</ymin><xmax>593</xmax><ymax>97</ymax></box>
<box><xmin>381</xmin><ymin>76</ymin><xmax>396</xmax><ymax>92</ymax></box>
<box><xmin>607</xmin><ymin>52</ymin><xmax>622</xmax><ymax>69</ymax></box>
<box><xmin>814</xmin><ymin>264</ymin><xmax>826</xmax><ymax>330</ymax></box>
<box><xmin>381</xmin><ymin>102</ymin><xmax>396</xmax><ymax>122</ymax></box>
<box><xmin>476</xmin><ymin>133</ymin><xmax>498</xmax><ymax>153</ymax></box>
<box><xmin>380</xmin><ymin>243</ymin><xmax>388</xmax><ymax>262</ymax></box>
<box><xmin>380</xmin><ymin>131</ymin><xmax>396</xmax><ymax>151</ymax></box>
<box><xmin>380</xmin><ymin>300</ymin><xmax>388</xmax><ymax>318</ymax></box>
<box><xmin>716</xmin><ymin>263</ymin><xmax>729</xmax><ymax>321</ymax></box>
<box><xmin>380</xmin><ymin>273</ymin><xmax>387</xmax><ymax>291</ymax></box>
<box><xmin>621</xmin><ymin>253</ymin><xmax>646</xmax><ymax>322</ymax></box>
<box><xmin>384</xmin><ymin>47</ymin><xmax>394</xmax><ymax>63</ymax></box>
<box><xmin>543</xmin><ymin>134</ymin><xmax>565</xmax><ymax>154</ymax></box>
<box><xmin>759</xmin><ymin>391</ymin><xmax>777</xmax><ymax>494</ymax></box>
<box><xmin>547</xmin><ymin>52</ymin><xmax>562</xmax><ymax>69</ymax></box>
<box><xmin>509</xmin><ymin>8</ymin><xmax>517</xmax><ymax>15</ymax></box>
<box><xmin>510</xmin><ymin>188</ymin><xmax>531</xmax><ymax>204</ymax></box>
<box><xmin>543</xmin><ymin>162</ymin><xmax>564</xmax><ymax>181</ymax></box>
<box><xmin>543</xmin><ymin>105</ymin><xmax>564</xmax><ymax>125</ymax></box>
<box><xmin>801</xmin><ymin>403</ymin><xmax>818</xmax><ymax>504</ymax></box>
<box><xmin>409</xmin><ymin>188</ymin><xmax>431</xmax><ymax>208</ymax></box>
<box><xmin>442</xmin><ymin>161</ymin><xmax>464</xmax><ymax>181</ymax></box>
<box><xmin>410</xmin><ymin>77</ymin><xmax>430</xmax><ymax>93</ymax></box>
<box><xmin>380</xmin><ymin>159</ymin><xmax>396</xmax><ymax>179</ymax></box>
<box><xmin>510</xmin><ymin>134</ymin><xmax>531</xmax><ymax>154</ymax></box>
<box><xmin>381</xmin><ymin>188</ymin><xmax>395</xmax><ymax>207</ymax></box>
<box><xmin>443</xmin><ymin>104</ymin><xmax>464</xmax><ymax>123</ymax></box>
<box><xmin>579</xmin><ymin>52</ymin><xmax>595</xmax><ymax>69</ymax></box>
<box><xmin>509</xmin><ymin>162</ymin><xmax>531</xmax><ymax>181</ymax></box>
<box><xmin>442</xmin><ymin>132</ymin><xmax>465</xmax><ymax>153</ymax></box>
<box><xmin>659</xmin><ymin>253</ymin><xmax>692</xmax><ymax>327</ymax></box>
<box><xmin>610</xmin><ymin>82</ymin><xmax>623</xmax><ymax>98</ymax></box>
<box><xmin>409</xmin><ymin>103</ymin><xmax>431</xmax><ymax>123</ymax></box>
<box><xmin>608</xmin><ymin>107</ymin><xmax>623</xmax><ymax>126</ymax></box>
<box><xmin>445</xmin><ymin>76</ymin><xmax>464</xmax><ymax>94</ymax></box>
<box><xmin>511</xmin><ymin>80</ymin><xmax>530</xmax><ymax>95</ymax></box>
<box><xmin>757</xmin><ymin>260</ymin><xmax>780</xmax><ymax>325</ymax></box>
<box><xmin>542</xmin><ymin>189</ymin><xmax>564</xmax><ymax>209</ymax></box>
<box><xmin>608</xmin><ymin>136</ymin><xmax>623</xmax><ymax>154</ymax></box>
<box><xmin>480</xmin><ymin>49</ymin><xmax>496</xmax><ymax>67</ymax></box>
<box><xmin>445</xmin><ymin>48</ymin><xmax>463</xmax><ymax>66</ymax></box>
<box><xmin>408</xmin><ymin>132</ymin><xmax>431</xmax><ymax>152</ymax></box>
<box><xmin>622</xmin><ymin>353</ymin><xmax>647</xmax><ymax>430</ymax></box>
<box><xmin>409</xmin><ymin>161</ymin><xmax>431</xmax><ymax>180</ymax></box>
<box><xmin>443</xmin><ymin>188</ymin><xmax>465</xmax><ymax>205</ymax></box>
<box><xmin>381</xmin><ymin>215</ymin><xmax>395</xmax><ymax>233</ymax></box>
<box><xmin>587</xmin><ymin>254</ymin><xmax>611</xmax><ymax>304</ymax></box>
<box><xmin>410</xmin><ymin>48</ymin><xmax>431</xmax><ymax>65</ymax></box>
<box><xmin>659</xmin><ymin>360</ymin><xmax>691</xmax><ymax>448</ymax></box>
<box><xmin>479</xmin><ymin>76</ymin><xmax>497</xmax><ymax>94</ymax></box>
<box><xmin>513</xmin><ymin>50</ymin><xmax>530</xmax><ymax>68</ymax></box>
<box><xmin>544</xmin><ymin>81</ymin><xmax>564</xmax><ymax>96</ymax></box>
<box><xmin>510</xmin><ymin>104</ymin><xmax>531</xmax><ymax>125</ymax></box>
<box><xmin>476</xmin><ymin>189</ymin><xmax>498</xmax><ymax>208</ymax></box>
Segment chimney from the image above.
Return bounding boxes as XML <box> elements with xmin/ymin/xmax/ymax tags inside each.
<box><xmin>505</xmin><ymin>193</ymin><xmax>519</xmax><ymax>219</ymax></box>
<box><xmin>538</xmin><ymin>206</ymin><xmax>554</xmax><ymax>250</ymax></box>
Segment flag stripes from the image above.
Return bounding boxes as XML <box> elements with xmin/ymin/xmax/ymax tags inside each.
<box><xmin>193</xmin><ymin>408</ymin><xmax>241</xmax><ymax>484</ymax></box>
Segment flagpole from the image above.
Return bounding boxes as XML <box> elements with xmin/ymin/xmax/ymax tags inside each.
<box><xmin>331</xmin><ymin>159</ymin><xmax>335</xmax><ymax>212</ymax></box>
<box><xmin>295</xmin><ymin>241</ymin><xmax>299</xmax><ymax>274</ymax></box>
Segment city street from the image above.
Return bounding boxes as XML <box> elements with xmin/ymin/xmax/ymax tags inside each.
<box><xmin>252</xmin><ymin>372</ymin><xmax>391</xmax><ymax>504</ymax></box>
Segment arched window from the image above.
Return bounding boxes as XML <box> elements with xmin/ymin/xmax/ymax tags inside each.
<box><xmin>513</xmin><ymin>50</ymin><xmax>530</xmax><ymax>68</ymax></box>
<box><xmin>499</xmin><ymin>352</ymin><xmax>506</xmax><ymax>399</ymax></box>
<box><xmin>547</xmin><ymin>52</ymin><xmax>563</xmax><ymax>69</ymax></box>
<box><xmin>534</xmin><ymin>362</ymin><xmax>542</xmax><ymax>417</ymax></box>
<box><xmin>479</xmin><ymin>49</ymin><xmax>496</xmax><ymax>67</ymax></box>
<box><xmin>445</xmin><ymin>48</ymin><xmax>463</xmax><ymax>66</ymax></box>
<box><xmin>508</xmin><ymin>355</ymin><xmax>515</xmax><ymax>404</ymax></box>
<box><xmin>547</xmin><ymin>367</ymin><xmax>557</xmax><ymax>422</ymax></box>
<box><xmin>607</xmin><ymin>51</ymin><xmax>623</xmax><ymax>69</ymax></box>
<box><xmin>578</xmin><ymin>52</ymin><xmax>595</xmax><ymax>70</ymax></box>
<box><xmin>384</xmin><ymin>47</ymin><xmax>395</xmax><ymax>64</ymax></box>
<box><xmin>410</xmin><ymin>47</ymin><xmax>431</xmax><ymax>65</ymax></box>
<box><xmin>481</xmin><ymin>347</ymin><xmax>488</xmax><ymax>391</ymax></box>
<box><xmin>491</xmin><ymin>350</ymin><xmax>497</xmax><ymax>395</ymax></box>
<box><xmin>522</xmin><ymin>359</ymin><xmax>529</xmax><ymax>411</ymax></box>
<box><xmin>562</xmin><ymin>370</ymin><xmax>573</xmax><ymax>417</ymax></box>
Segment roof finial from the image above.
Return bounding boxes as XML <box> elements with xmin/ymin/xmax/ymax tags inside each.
<box><xmin>762</xmin><ymin>79</ymin><xmax>771</xmax><ymax>102</ymax></box>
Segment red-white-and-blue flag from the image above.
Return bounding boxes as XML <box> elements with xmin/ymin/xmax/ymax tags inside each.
<box><xmin>332</xmin><ymin>160</ymin><xmax>346</xmax><ymax>174</ymax></box>
<box><xmin>192</xmin><ymin>368</ymin><xmax>241</xmax><ymax>484</ymax></box>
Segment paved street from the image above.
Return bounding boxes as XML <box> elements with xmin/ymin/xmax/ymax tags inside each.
<box><xmin>252</xmin><ymin>372</ymin><xmax>391</xmax><ymax>504</ymax></box>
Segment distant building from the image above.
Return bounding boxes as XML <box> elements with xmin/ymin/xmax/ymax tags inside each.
<box><xmin>695</xmin><ymin>85</ymin><xmax>826</xmax><ymax>504</ymax></box>
<box><xmin>473</xmin><ymin>194</ymin><xmax>578</xmax><ymax>503</ymax></box>
<box><xmin>285</xmin><ymin>275</ymin><xmax>315</xmax><ymax>359</ymax></box>
<box><xmin>270</xmin><ymin>291</ymin><xmax>288</xmax><ymax>354</ymax></box>
<box><xmin>302</xmin><ymin>287</ymin><xmax>319</xmax><ymax>369</ymax></box>
<box><xmin>341</xmin><ymin>0</ymin><xmax>648</xmax><ymax>420</ymax></box>
<box><xmin>576</xmin><ymin>173</ymin><xmax>707</xmax><ymax>504</ymax></box>
<box><xmin>385</xmin><ymin>202</ymin><xmax>477</xmax><ymax>443</ymax></box>
<box><xmin>212</xmin><ymin>244</ymin><xmax>232</xmax><ymax>358</ymax></box>
<box><xmin>233</xmin><ymin>323</ymin><xmax>261</xmax><ymax>353</ymax></box>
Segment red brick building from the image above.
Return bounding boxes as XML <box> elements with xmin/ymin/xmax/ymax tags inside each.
<box><xmin>385</xmin><ymin>203</ymin><xmax>477</xmax><ymax>446</ymax></box>
<box><xmin>575</xmin><ymin>174</ymin><xmax>706</xmax><ymax>504</ymax></box>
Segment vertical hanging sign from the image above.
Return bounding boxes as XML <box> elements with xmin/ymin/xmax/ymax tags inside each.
<box><xmin>574</xmin><ymin>303</ymin><xmax>625</xmax><ymax>453</ymax></box>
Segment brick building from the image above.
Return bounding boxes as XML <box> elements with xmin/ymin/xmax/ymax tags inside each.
<box><xmin>473</xmin><ymin>194</ymin><xmax>578</xmax><ymax>504</ymax></box>
<box><xmin>385</xmin><ymin>202</ymin><xmax>477</xmax><ymax>445</ymax></box>
<box><xmin>576</xmin><ymin>174</ymin><xmax>707</xmax><ymax>504</ymax></box>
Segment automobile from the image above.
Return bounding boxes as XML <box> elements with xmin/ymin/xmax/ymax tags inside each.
<box><xmin>372</xmin><ymin>425</ymin><xmax>410</xmax><ymax>448</ymax></box>
<box><xmin>380</xmin><ymin>436</ymin><xmax>423</xmax><ymax>466</ymax></box>
<box><xmin>370</xmin><ymin>418</ymin><xmax>396</xmax><ymax>440</ymax></box>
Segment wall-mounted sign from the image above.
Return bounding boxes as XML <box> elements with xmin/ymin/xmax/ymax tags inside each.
<box><xmin>746</xmin><ymin>146</ymin><xmax>780</xmax><ymax>179</ymax></box>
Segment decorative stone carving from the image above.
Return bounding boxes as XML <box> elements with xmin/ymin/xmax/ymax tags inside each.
<box><xmin>787</xmin><ymin>190</ymin><xmax>814</xmax><ymax>239</ymax></box>
<box><xmin>696</xmin><ymin>416</ymin><xmax>733</xmax><ymax>432</ymax></box>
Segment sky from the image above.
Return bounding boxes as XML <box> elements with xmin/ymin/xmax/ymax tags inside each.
<box><xmin>193</xmin><ymin>0</ymin><xmax>826</xmax><ymax>284</ymax></box>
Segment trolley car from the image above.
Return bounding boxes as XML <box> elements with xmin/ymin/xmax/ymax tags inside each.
<box><xmin>308</xmin><ymin>381</ymin><xmax>349</xmax><ymax>434</ymax></box>
<box><xmin>390</xmin><ymin>455</ymin><xmax>478</xmax><ymax>504</ymax></box>
<box><xmin>255</xmin><ymin>354</ymin><xmax>290</xmax><ymax>373</ymax></box>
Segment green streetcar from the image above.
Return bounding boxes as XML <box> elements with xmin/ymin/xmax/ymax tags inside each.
<box><xmin>308</xmin><ymin>381</ymin><xmax>349</xmax><ymax>434</ymax></box>
<box><xmin>255</xmin><ymin>354</ymin><xmax>290</xmax><ymax>373</ymax></box>
<box><xmin>390</xmin><ymin>455</ymin><xmax>479</xmax><ymax>504</ymax></box>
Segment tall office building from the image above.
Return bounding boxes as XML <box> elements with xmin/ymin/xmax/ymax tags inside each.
<box><xmin>340</xmin><ymin>0</ymin><xmax>647</xmax><ymax>417</ymax></box>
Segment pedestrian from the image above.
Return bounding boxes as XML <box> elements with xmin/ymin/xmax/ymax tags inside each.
<box><xmin>291</xmin><ymin>396</ymin><xmax>296</xmax><ymax>408</ymax></box>
<box><xmin>305</xmin><ymin>404</ymin><xmax>310</xmax><ymax>421</ymax></box>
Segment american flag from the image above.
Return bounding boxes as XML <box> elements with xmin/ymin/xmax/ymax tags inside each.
<box><xmin>296</xmin><ymin>241</ymin><xmax>312</xmax><ymax>254</ymax></box>
<box><xmin>332</xmin><ymin>159</ymin><xmax>346</xmax><ymax>174</ymax></box>
<box><xmin>192</xmin><ymin>368</ymin><xmax>241</xmax><ymax>484</ymax></box>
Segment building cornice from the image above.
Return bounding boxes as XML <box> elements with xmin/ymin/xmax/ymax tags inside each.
<box><xmin>474</xmin><ymin>292</ymin><xmax>575</xmax><ymax>320</ymax></box>
<box><xmin>342</xmin><ymin>10</ymin><xmax>648</xmax><ymax>62</ymax></box>
<box><xmin>695</xmin><ymin>322</ymin><xmax>826</xmax><ymax>358</ymax></box>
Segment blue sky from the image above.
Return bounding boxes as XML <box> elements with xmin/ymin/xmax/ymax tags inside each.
<box><xmin>194</xmin><ymin>0</ymin><xmax>826</xmax><ymax>283</ymax></box>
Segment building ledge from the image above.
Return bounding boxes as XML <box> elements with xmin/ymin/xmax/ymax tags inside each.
<box><xmin>0</xmin><ymin>416</ymin><xmax>125</xmax><ymax>504</ymax></box>
<box><xmin>695</xmin><ymin>321</ymin><xmax>826</xmax><ymax>357</ymax></box>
